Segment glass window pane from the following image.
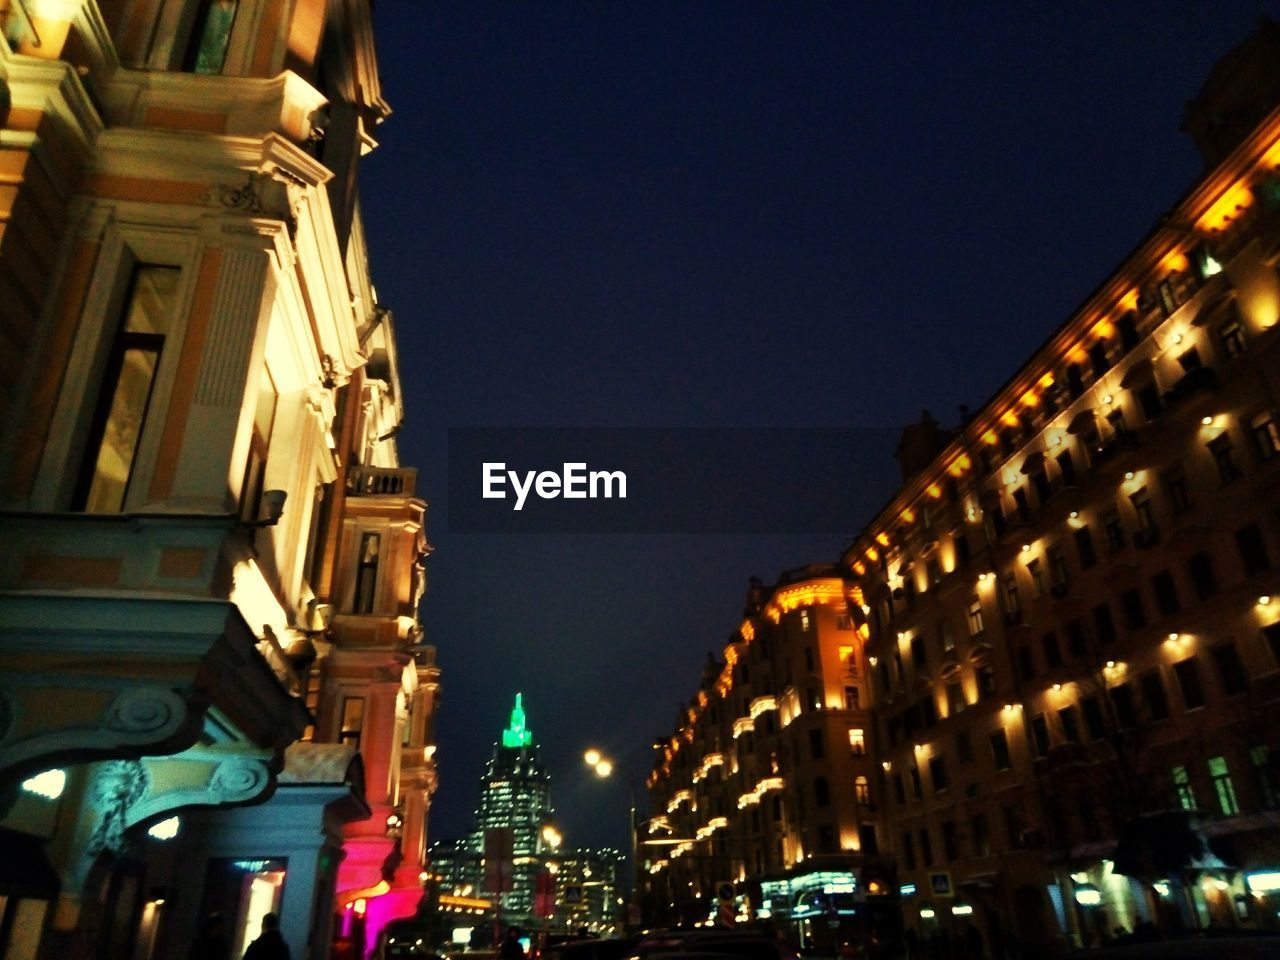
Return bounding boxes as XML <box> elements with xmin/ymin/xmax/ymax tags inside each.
<box><xmin>124</xmin><ymin>266</ymin><xmax>179</xmax><ymax>334</ymax></box>
<box><xmin>192</xmin><ymin>1</ymin><xmax>240</xmax><ymax>75</ymax></box>
<box><xmin>84</xmin><ymin>346</ymin><xmax>159</xmax><ymax>512</ymax></box>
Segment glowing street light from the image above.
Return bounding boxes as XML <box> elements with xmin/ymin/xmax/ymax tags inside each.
<box><xmin>584</xmin><ymin>748</ymin><xmax>602</xmax><ymax>766</ymax></box>
<box><xmin>594</xmin><ymin>759</ymin><xmax>614</xmax><ymax>778</ymax></box>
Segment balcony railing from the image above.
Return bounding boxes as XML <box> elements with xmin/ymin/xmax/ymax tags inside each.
<box><xmin>346</xmin><ymin>465</ymin><xmax>417</xmax><ymax>497</ymax></box>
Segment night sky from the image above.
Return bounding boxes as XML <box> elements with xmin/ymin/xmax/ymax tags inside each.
<box><xmin>359</xmin><ymin>2</ymin><xmax>1279</xmax><ymax>851</ymax></box>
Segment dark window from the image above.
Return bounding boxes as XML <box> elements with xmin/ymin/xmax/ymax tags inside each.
<box><xmin>941</xmin><ymin>821</ymin><xmax>959</xmax><ymax>861</ymax></box>
<box><xmin>1178</xmin><ymin>346</ymin><xmax>1203</xmax><ymax>372</ymax></box>
<box><xmin>184</xmin><ymin>0</ymin><xmax>242</xmax><ymax>74</ymax></box>
<box><xmin>910</xmin><ymin>765</ymin><xmax>923</xmax><ymax>799</ymax></box>
<box><xmin>1209</xmin><ymin>434</ymin><xmax>1242</xmax><ymax>484</ymax></box>
<box><xmin>976</xmin><ymin>665</ymin><xmax>997</xmax><ymax>700</ymax></box>
<box><xmin>1118</xmin><ymin>314</ymin><xmax>1140</xmax><ymax>351</ymax></box>
<box><xmin>1162</xmin><ymin>465</ymin><xmax>1192</xmax><ymax>514</ymax></box>
<box><xmin>1041</xmin><ymin>631</ymin><xmax>1063</xmax><ymax>668</ymax></box>
<box><xmin>1140</xmin><ymin>670</ymin><xmax>1170</xmax><ymax>721</ymax></box>
<box><xmin>1211</xmin><ymin>644</ymin><xmax>1248</xmax><ymax>696</ymax></box>
<box><xmin>1251</xmin><ymin>745</ymin><xmax>1279</xmax><ymax>809</ymax></box>
<box><xmin>1082</xmin><ymin>696</ymin><xmax>1106</xmax><ymax>740</ymax></box>
<box><xmin>929</xmin><ymin>756</ymin><xmax>949</xmax><ymax>793</ymax></box>
<box><xmin>1153</xmin><ymin>570</ymin><xmax>1181</xmax><ymax>617</ymax></box>
<box><xmin>809</xmin><ymin>728</ymin><xmax>825</xmax><ymax>759</ymax></box>
<box><xmin>1136</xmin><ymin>383</ymin><xmax>1163</xmax><ymax>421</ymax></box>
<box><xmin>340</xmin><ymin>696</ymin><xmax>364</xmax><ymax>747</ymax></box>
<box><xmin>911</xmin><ymin>636</ymin><xmax>927</xmax><ymax>669</ymax></box>
<box><xmin>954</xmin><ymin>528</ymin><xmax>972</xmax><ymax>567</ymax></box>
<box><xmin>1111</xmin><ymin>683</ymin><xmax>1137</xmax><ymax>728</ymax></box>
<box><xmin>1066</xmin><ymin>363</ymin><xmax>1085</xmax><ymax>398</ymax></box>
<box><xmin>1058</xmin><ymin>706</ymin><xmax>1080</xmax><ymax>743</ymax></box>
<box><xmin>1057</xmin><ymin>450</ymin><xmax>1077</xmax><ymax>487</ymax></box>
<box><xmin>1066</xmin><ymin>618</ymin><xmax>1089</xmax><ymax>657</ymax></box>
<box><xmin>1013</xmin><ymin>487</ymin><xmax>1031</xmax><ymax>523</ymax></box>
<box><xmin>1131</xmin><ymin>488</ymin><xmax>1157</xmax><ymax>535</ymax></box>
<box><xmin>1048</xmin><ymin>545</ymin><xmax>1069</xmax><ymax>590</ymax></box>
<box><xmin>1174</xmin><ymin>658</ymin><xmax>1206</xmax><ymax>710</ymax></box>
<box><xmin>1031</xmin><ymin>469</ymin><xmax>1052</xmax><ymax>504</ymax></box>
<box><xmin>1030</xmin><ymin>714</ymin><xmax>1051</xmax><ymax>756</ymax></box>
<box><xmin>1188</xmin><ymin>551</ymin><xmax>1218</xmax><ymax>600</ymax></box>
<box><xmin>972</xmin><ymin>813</ymin><xmax>994</xmax><ymax>857</ymax></box>
<box><xmin>893</xmin><ymin>773</ymin><xmax>905</xmax><ymax>806</ymax></box>
<box><xmin>1074</xmin><ymin>526</ymin><xmax>1098</xmax><ymax>569</ymax></box>
<box><xmin>955</xmin><ymin>730</ymin><xmax>974</xmax><ymax>764</ymax></box>
<box><xmin>354</xmin><ymin>532</ymin><xmax>381</xmax><ymax>614</ymax></box>
<box><xmin>1017</xmin><ymin>645</ymin><xmax>1035</xmax><ymax>682</ymax></box>
<box><xmin>990</xmin><ymin>729</ymin><xmax>1012</xmax><ymax>770</ymax></box>
<box><xmin>1219</xmin><ymin>317</ymin><xmax>1248</xmax><ymax>359</ymax></box>
<box><xmin>1027</xmin><ymin>558</ymin><xmax>1046</xmax><ymax>598</ymax></box>
<box><xmin>814</xmin><ymin>776</ymin><xmax>830</xmax><ymax>807</ymax></box>
<box><xmin>1265</xmin><ymin>623</ymin><xmax>1280</xmax><ymax>664</ymax></box>
<box><xmin>1004</xmin><ymin>805</ymin><xmax>1026</xmax><ymax>849</ymax></box>
<box><xmin>919</xmin><ymin>828</ymin><xmax>934</xmax><ymax>867</ymax></box>
<box><xmin>1236</xmin><ymin>523</ymin><xmax>1272</xmax><ymax>576</ymax></box>
<box><xmin>1092</xmin><ymin>603</ymin><xmax>1117</xmax><ymax>645</ymax></box>
<box><xmin>73</xmin><ymin>265</ymin><xmax>181</xmax><ymax>512</ymax></box>
<box><xmin>946</xmin><ymin>681</ymin><xmax>966</xmax><ymax>716</ymax></box>
<box><xmin>1250</xmin><ymin>411</ymin><xmax>1280</xmax><ymax>462</ymax></box>
<box><xmin>859</xmin><ymin>825</ymin><xmax>879</xmax><ymax>855</ymax></box>
<box><xmin>1089</xmin><ymin>340</ymin><xmax>1111</xmax><ymax>376</ymax></box>
<box><xmin>900</xmin><ymin>832</ymin><xmax>917</xmax><ymax>870</ymax></box>
<box><xmin>1103</xmin><ymin>510</ymin><xmax>1127</xmax><ymax>552</ymax></box>
<box><xmin>1120</xmin><ymin>588</ymin><xmax>1146</xmax><ymax>631</ymax></box>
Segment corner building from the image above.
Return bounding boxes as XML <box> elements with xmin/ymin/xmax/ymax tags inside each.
<box><xmin>0</xmin><ymin>3</ymin><xmax>438</xmax><ymax>959</ymax></box>
<box><xmin>843</xmin><ymin>21</ymin><xmax>1280</xmax><ymax>954</ymax></box>
<box><xmin>643</xmin><ymin>568</ymin><xmax>894</xmax><ymax>953</ymax></box>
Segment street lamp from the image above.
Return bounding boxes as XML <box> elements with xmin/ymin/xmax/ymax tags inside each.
<box><xmin>583</xmin><ymin>748</ymin><xmax>637</xmax><ymax>929</ymax></box>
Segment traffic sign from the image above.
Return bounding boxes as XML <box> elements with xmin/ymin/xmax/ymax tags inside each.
<box><xmin>717</xmin><ymin>882</ymin><xmax>734</xmax><ymax>904</ymax></box>
<box><xmin>564</xmin><ymin>884</ymin><xmax>583</xmax><ymax>905</ymax></box>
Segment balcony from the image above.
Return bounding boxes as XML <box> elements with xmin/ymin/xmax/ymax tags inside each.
<box><xmin>1162</xmin><ymin>365</ymin><xmax>1220</xmax><ymax>408</ymax></box>
<box><xmin>346</xmin><ymin>465</ymin><xmax>417</xmax><ymax>497</ymax></box>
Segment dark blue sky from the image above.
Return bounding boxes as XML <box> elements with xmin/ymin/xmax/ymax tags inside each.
<box><xmin>360</xmin><ymin>3</ymin><xmax>1278</xmax><ymax>849</ymax></box>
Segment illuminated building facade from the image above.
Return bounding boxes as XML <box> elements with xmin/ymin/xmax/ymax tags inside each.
<box><xmin>0</xmin><ymin>3</ymin><xmax>436</xmax><ymax>958</ymax></box>
<box><xmin>840</xmin><ymin>20</ymin><xmax>1280</xmax><ymax>953</ymax></box>
<box><xmin>642</xmin><ymin>568</ymin><xmax>893</xmax><ymax>953</ymax></box>
<box><xmin>436</xmin><ymin>695</ymin><xmax>556</xmax><ymax>931</ymax></box>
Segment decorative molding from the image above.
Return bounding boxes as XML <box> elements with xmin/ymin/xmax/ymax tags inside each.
<box><xmin>124</xmin><ymin>752</ymin><xmax>274</xmax><ymax>829</ymax></box>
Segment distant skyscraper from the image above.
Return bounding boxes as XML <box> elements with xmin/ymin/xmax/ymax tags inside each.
<box><xmin>432</xmin><ymin>695</ymin><xmax>622</xmax><ymax>935</ymax></box>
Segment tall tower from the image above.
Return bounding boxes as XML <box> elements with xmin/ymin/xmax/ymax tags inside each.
<box><xmin>470</xmin><ymin>694</ymin><xmax>554</xmax><ymax>927</ymax></box>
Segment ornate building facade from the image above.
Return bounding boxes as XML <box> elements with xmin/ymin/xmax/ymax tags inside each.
<box><xmin>0</xmin><ymin>3</ymin><xmax>437</xmax><ymax>958</ymax></box>
<box><xmin>642</xmin><ymin>568</ymin><xmax>893</xmax><ymax>954</ymax></box>
<box><xmin>645</xmin><ymin>17</ymin><xmax>1280</xmax><ymax>956</ymax></box>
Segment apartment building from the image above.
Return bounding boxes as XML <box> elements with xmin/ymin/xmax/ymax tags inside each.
<box><xmin>643</xmin><ymin>568</ymin><xmax>894</xmax><ymax>954</ymax></box>
<box><xmin>0</xmin><ymin>3</ymin><xmax>436</xmax><ymax>958</ymax></box>
<box><xmin>842</xmin><ymin>21</ymin><xmax>1280</xmax><ymax>954</ymax></box>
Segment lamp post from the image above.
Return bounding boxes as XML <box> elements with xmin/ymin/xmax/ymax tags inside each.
<box><xmin>583</xmin><ymin>749</ymin><xmax>636</xmax><ymax>930</ymax></box>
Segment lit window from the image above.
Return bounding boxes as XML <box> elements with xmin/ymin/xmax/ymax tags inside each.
<box><xmin>1208</xmin><ymin>756</ymin><xmax>1240</xmax><ymax>816</ymax></box>
<box><xmin>848</xmin><ymin>728</ymin><xmax>866</xmax><ymax>755</ymax></box>
<box><xmin>854</xmin><ymin>776</ymin><xmax>870</xmax><ymax>805</ymax></box>
<box><xmin>73</xmin><ymin>265</ymin><xmax>180</xmax><ymax>512</ymax></box>
<box><xmin>1172</xmin><ymin>765</ymin><xmax>1196</xmax><ymax>811</ymax></box>
<box><xmin>800</xmin><ymin>609</ymin><xmax>811</xmax><ymax>632</ymax></box>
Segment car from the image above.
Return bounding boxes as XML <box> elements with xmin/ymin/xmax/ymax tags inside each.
<box><xmin>542</xmin><ymin>936</ymin><xmax>643</xmax><ymax>960</ymax></box>
<box><xmin>633</xmin><ymin>930</ymin><xmax>796</xmax><ymax>960</ymax></box>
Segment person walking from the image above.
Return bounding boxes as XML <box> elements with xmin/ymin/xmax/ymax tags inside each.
<box><xmin>189</xmin><ymin>913</ymin><xmax>228</xmax><ymax>960</ymax></box>
<box><xmin>243</xmin><ymin>913</ymin><xmax>291</xmax><ymax>960</ymax></box>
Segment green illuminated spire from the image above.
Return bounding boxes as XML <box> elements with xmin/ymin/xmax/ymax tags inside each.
<box><xmin>502</xmin><ymin>692</ymin><xmax>533</xmax><ymax>748</ymax></box>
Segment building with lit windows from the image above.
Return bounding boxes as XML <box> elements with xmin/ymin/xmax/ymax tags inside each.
<box><xmin>431</xmin><ymin>696</ymin><xmax>622</xmax><ymax>938</ymax></box>
<box><xmin>839</xmin><ymin>19</ymin><xmax>1280</xmax><ymax>954</ymax></box>
<box><xmin>642</xmin><ymin>569</ymin><xmax>893</xmax><ymax>954</ymax></box>
<box><xmin>0</xmin><ymin>4</ymin><xmax>437</xmax><ymax>959</ymax></box>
